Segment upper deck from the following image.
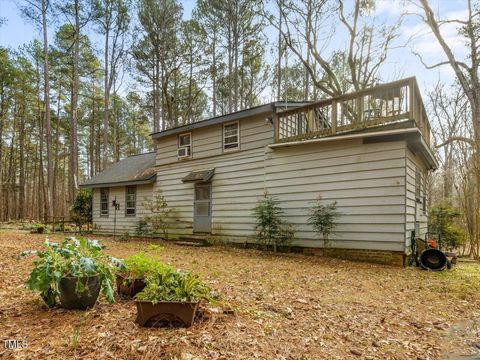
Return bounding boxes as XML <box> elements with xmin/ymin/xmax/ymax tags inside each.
<box><xmin>274</xmin><ymin>77</ymin><xmax>431</xmax><ymax>146</ymax></box>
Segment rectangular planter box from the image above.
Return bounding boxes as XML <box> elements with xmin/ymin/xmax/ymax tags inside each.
<box><xmin>135</xmin><ymin>301</ymin><xmax>199</xmax><ymax>328</ymax></box>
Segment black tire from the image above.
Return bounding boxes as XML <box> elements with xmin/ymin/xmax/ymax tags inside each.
<box><xmin>419</xmin><ymin>249</ymin><xmax>448</xmax><ymax>271</ymax></box>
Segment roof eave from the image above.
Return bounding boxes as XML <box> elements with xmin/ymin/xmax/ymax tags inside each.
<box><xmin>79</xmin><ymin>174</ymin><xmax>157</xmax><ymax>189</ymax></box>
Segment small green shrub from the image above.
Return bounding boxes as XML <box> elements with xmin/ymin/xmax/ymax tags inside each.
<box><xmin>30</xmin><ymin>223</ymin><xmax>45</xmax><ymax>234</ymax></box>
<box><xmin>71</xmin><ymin>189</ymin><xmax>92</xmax><ymax>233</ymax></box>
<box><xmin>429</xmin><ymin>202</ymin><xmax>466</xmax><ymax>250</ymax></box>
<box><xmin>308</xmin><ymin>196</ymin><xmax>341</xmax><ymax>248</ymax></box>
<box><xmin>143</xmin><ymin>190</ymin><xmax>174</xmax><ymax>239</ymax></box>
<box><xmin>18</xmin><ymin>237</ymin><xmax>123</xmax><ymax>307</ymax></box>
<box><xmin>135</xmin><ymin>266</ymin><xmax>211</xmax><ymax>304</ymax></box>
<box><xmin>135</xmin><ymin>220</ymin><xmax>150</xmax><ymax>237</ymax></box>
<box><xmin>122</xmin><ymin>252</ymin><xmax>165</xmax><ymax>279</ymax></box>
<box><xmin>252</xmin><ymin>193</ymin><xmax>295</xmax><ymax>252</ymax></box>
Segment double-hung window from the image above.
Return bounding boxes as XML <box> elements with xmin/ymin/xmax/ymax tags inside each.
<box><xmin>125</xmin><ymin>186</ymin><xmax>136</xmax><ymax>216</ymax></box>
<box><xmin>100</xmin><ymin>188</ymin><xmax>109</xmax><ymax>217</ymax></box>
<box><xmin>223</xmin><ymin>122</ymin><xmax>239</xmax><ymax>151</ymax></box>
<box><xmin>178</xmin><ymin>133</ymin><xmax>192</xmax><ymax>159</ymax></box>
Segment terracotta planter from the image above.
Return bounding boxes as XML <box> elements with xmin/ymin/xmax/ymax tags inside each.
<box><xmin>116</xmin><ymin>274</ymin><xmax>146</xmax><ymax>298</ymax></box>
<box><xmin>58</xmin><ymin>275</ymin><xmax>101</xmax><ymax>310</ymax></box>
<box><xmin>135</xmin><ymin>301</ymin><xmax>199</xmax><ymax>328</ymax></box>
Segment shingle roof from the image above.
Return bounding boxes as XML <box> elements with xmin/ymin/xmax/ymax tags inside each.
<box><xmin>151</xmin><ymin>101</ymin><xmax>312</xmax><ymax>139</ymax></box>
<box><xmin>80</xmin><ymin>152</ymin><xmax>157</xmax><ymax>188</ymax></box>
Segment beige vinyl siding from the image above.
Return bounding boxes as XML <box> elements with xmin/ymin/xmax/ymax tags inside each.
<box><xmin>265</xmin><ymin>139</ymin><xmax>407</xmax><ymax>251</ymax></box>
<box><xmin>155</xmin><ymin>147</ymin><xmax>267</xmax><ymax>238</ymax></box>
<box><xmin>155</xmin><ymin>114</ymin><xmax>273</xmax><ymax>166</ymax></box>
<box><xmin>92</xmin><ymin>184</ymin><xmax>153</xmax><ymax>233</ymax></box>
<box><xmin>405</xmin><ymin>147</ymin><xmax>428</xmax><ymax>249</ymax></box>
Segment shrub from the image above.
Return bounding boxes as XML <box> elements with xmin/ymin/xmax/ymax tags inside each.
<box><xmin>252</xmin><ymin>193</ymin><xmax>294</xmax><ymax>252</ymax></box>
<box><xmin>143</xmin><ymin>190</ymin><xmax>174</xmax><ymax>239</ymax></box>
<box><xmin>308</xmin><ymin>196</ymin><xmax>341</xmax><ymax>248</ymax></box>
<box><xmin>135</xmin><ymin>266</ymin><xmax>211</xmax><ymax>304</ymax></box>
<box><xmin>122</xmin><ymin>252</ymin><xmax>165</xmax><ymax>279</ymax></box>
<box><xmin>71</xmin><ymin>189</ymin><xmax>92</xmax><ymax>233</ymax></box>
<box><xmin>18</xmin><ymin>237</ymin><xmax>123</xmax><ymax>307</ymax></box>
<box><xmin>429</xmin><ymin>203</ymin><xmax>466</xmax><ymax>250</ymax></box>
<box><xmin>30</xmin><ymin>223</ymin><xmax>45</xmax><ymax>234</ymax></box>
<box><xmin>135</xmin><ymin>220</ymin><xmax>149</xmax><ymax>237</ymax></box>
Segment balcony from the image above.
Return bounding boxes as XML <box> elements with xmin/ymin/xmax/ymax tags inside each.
<box><xmin>274</xmin><ymin>77</ymin><xmax>431</xmax><ymax>146</ymax></box>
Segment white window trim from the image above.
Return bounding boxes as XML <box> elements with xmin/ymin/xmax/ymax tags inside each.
<box><xmin>125</xmin><ymin>185</ymin><xmax>137</xmax><ymax>217</ymax></box>
<box><xmin>223</xmin><ymin>121</ymin><xmax>240</xmax><ymax>152</ymax></box>
<box><xmin>177</xmin><ymin>132</ymin><xmax>192</xmax><ymax>159</ymax></box>
<box><xmin>100</xmin><ymin>188</ymin><xmax>109</xmax><ymax>217</ymax></box>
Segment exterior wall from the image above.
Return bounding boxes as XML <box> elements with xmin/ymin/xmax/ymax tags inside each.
<box><xmin>92</xmin><ymin>183</ymin><xmax>154</xmax><ymax>233</ymax></box>
<box><xmin>265</xmin><ymin>139</ymin><xmax>408</xmax><ymax>252</ymax></box>
<box><xmin>155</xmin><ymin>113</ymin><xmax>411</xmax><ymax>253</ymax></box>
<box><xmin>405</xmin><ymin>147</ymin><xmax>429</xmax><ymax>251</ymax></box>
<box><xmin>155</xmin><ymin>114</ymin><xmax>272</xmax><ymax>238</ymax></box>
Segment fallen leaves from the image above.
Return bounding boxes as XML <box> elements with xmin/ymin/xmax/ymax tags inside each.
<box><xmin>0</xmin><ymin>230</ymin><xmax>479</xmax><ymax>359</ymax></box>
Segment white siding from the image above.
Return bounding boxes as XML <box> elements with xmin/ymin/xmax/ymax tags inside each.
<box><xmin>265</xmin><ymin>139</ymin><xmax>407</xmax><ymax>251</ymax></box>
<box><xmin>405</xmin><ymin>147</ymin><xmax>429</xmax><ymax>250</ymax></box>
<box><xmin>92</xmin><ymin>184</ymin><xmax>154</xmax><ymax>233</ymax></box>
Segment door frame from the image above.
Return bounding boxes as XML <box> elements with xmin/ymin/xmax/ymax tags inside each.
<box><xmin>193</xmin><ymin>182</ymin><xmax>212</xmax><ymax>233</ymax></box>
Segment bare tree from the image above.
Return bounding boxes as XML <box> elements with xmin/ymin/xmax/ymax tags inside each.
<box><xmin>416</xmin><ymin>0</ymin><xmax>480</xmax><ymax>258</ymax></box>
<box><xmin>265</xmin><ymin>0</ymin><xmax>403</xmax><ymax>98</ymax></box>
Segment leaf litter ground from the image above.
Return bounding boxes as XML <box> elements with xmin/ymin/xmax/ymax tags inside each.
<box><xmin>0</xmin><ymin>230</ymin><xmax>479</xmax><ymax>359</ymax></box>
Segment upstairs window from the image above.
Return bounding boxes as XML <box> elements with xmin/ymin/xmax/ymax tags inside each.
<box><xmin>125</xmin><ymin>186</ymin><xmax>136</xmax><ymax>216</ymax></box>
<box><xmin>178</xmin><ymin>133</ymin><xmax>192</xmax><ymax>159</ymax></box>
<box><xmin>100</xmin><ymin>188</ymin><xmax>109</xmax><ymax>217</ymax></box>
<box><xmin>223</xmin><ymin>122</ymin><xmax>239</xmax><ymax>151</ymax></box>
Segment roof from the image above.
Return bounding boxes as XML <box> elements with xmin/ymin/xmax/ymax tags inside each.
<box><xmin>80</xmin><ymin>152</ymin><xmax>157</xmax><ymax>188</ymax></box>
<box><xmin>182</xmin><ymin>169</ymin><xmax>215</xmax><ymax>183</ymax></box>
<box><xmin>151</xmin><ymin>101</ymin><xmax>312</xmax><ymax>140</ymax></box>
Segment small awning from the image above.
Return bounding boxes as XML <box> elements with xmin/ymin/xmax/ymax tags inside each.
<box><xmin>182</xmin><ymin>169</ymin><xmax>215</xmax><ymax>183</ymax></box>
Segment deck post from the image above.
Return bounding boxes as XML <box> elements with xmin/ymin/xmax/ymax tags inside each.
<box><xmin>331</xmin><ymin>100</ymin><xmax>337</xmax><ymax>135</ymax></box>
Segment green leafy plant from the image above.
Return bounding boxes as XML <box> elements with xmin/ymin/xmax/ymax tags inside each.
<box><xmin>135</xmin><ymin>220</ymin><xmax>149</xmax><ymax>237</ymax></box>
<box><xmin>122</xmin><ymin>252</ymin><xmax>165</xmax><ymax>279</ymax></box>
<box><xmin>143</xmin><ymin>190</ymin><xmax>174</xmax><ymax>239</ymax></box>
<box><xmin>71</xmin><ymin>189</ymin><xmax>92</xmax><ymax>233</ymax></box>
<box><xmin>252</xmin><ymin>193</ymin><xmax>294</xmax><ymax>252</ymax></box>
<box><xmin>135</xmin><ymin>266</ymin><xmax>211</xmax><ymax>304</ymax></box>
<box><xmin>429</xmin><ymin>202</ymin><xmax>467</xmax><ymax>250</ymax></box>
<box><xmin>308</xmin><ymin>196</ymin><xmax>341</xmax><ymax>248</ymax></box>
<box><xmin>30</xmin><ymin>223</ymin><xmax>45</xmax><ymax>234</ymax></box>
<box><xmin>18</xmin><ymin>237</ymin><xmax>123</xmax><ymax>307</ymax></box>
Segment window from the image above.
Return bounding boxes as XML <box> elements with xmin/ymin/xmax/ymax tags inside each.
<box><xmin>223</xmin><ymin>122</ymin><xmax>239</xmax><ymax>151</ymax></box>
<box><xmin>415</xmin><ymin>170</ymin><xmax>421</xmax><ymax>202</ymax></box>
<box><xmin>100</xmin><ymin>188</ymin><xmax>109</xmax><ymax>216</ymax></box>
<box><xmin>125</xmin><ymin>186</ymin><xmax>136</xmax><ymax>216</ymax></box>
<box><xmin>178</xmin><ymin>133</ymin><xmax>192</xmax><ymax>158</ymax></box>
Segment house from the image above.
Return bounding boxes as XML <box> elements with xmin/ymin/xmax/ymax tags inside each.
<box><xmin>80</xmin><ymin>77</ymin><xmax>437</xmax><ymax>266</ymax></box>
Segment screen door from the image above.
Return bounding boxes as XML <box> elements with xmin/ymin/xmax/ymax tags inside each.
<box><xmin>194</xmin><ymin>183</ymin><xmax>211</xmax><ymax>233</ymax></box>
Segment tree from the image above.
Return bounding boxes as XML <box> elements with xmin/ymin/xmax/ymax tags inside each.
<box><xmin>91</xmin><ymin>0</ymin><xmax>130</xmax><ymax>170</ymax></box>
<box><xmin>265</xmin><ymin>0</ymin><xmax>403</xmax><ymax>98</ymax></box>
<box><xmin>71</xmin><ymin>188</ymin><xmax>92</xmax><ymax>232</ymax></box>
<box><xmin>416</xmin><ymin>0</ymin><xmax>480</xmax><ymax>258</ymax></box>
<box><xmin>21</xmin><ymin>0</ymin><xmax>54</xmax><ymax>220</ymax></box>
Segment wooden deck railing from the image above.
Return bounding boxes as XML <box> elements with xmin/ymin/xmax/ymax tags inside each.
<box><xmin>275</xmin><ymin>77</ymin><xmax>431</xmax><ymax>146</ymax></box>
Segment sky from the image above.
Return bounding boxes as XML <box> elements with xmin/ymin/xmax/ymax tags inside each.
<box><xmin>0</xmin><ymin>0</ymin><xmax>470</xmax><ymax>100</ymax></box>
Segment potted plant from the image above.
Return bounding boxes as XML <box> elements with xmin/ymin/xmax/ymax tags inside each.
<box><xmin>19</xmin><ymin>237</ymin><xmax>122</xmax><ymax>310</ymax></box>
<box><xmin>116</xmin><ymin>252</ymin><xmax>163</xmax><ymax>298</ymax></box>
<box><xmin>134</xmin><ymin>266</ymin><xmax>211</xmax><ymax>327</ymax></box>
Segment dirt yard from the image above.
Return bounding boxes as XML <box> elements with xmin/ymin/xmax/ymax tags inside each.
<box><xmin>0</xmin><ymin>230</ymin><xmax>479</xmax><ymax>360</ymax></box>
